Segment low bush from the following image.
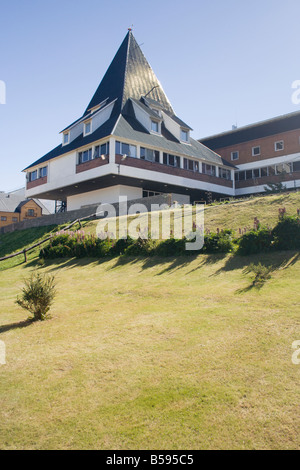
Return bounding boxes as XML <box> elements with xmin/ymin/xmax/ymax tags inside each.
<box><xmin>237</xmin><ymin>228</ymin><xmax>273</xmax><ymax>256</ymax></box>
<box><xmin>203</xmin><ymin>230</ymin><xmax>235</xmax><ymax>254</ymax></box>
<box><xmin>16</xmin><ymin>272</ymin><xmax>56</xmax><ymax>321</ymax></box>
<box><xmin>271</xmin><ymin>215</ymin><xmax>300</xmax><ymax>250</ymax></box>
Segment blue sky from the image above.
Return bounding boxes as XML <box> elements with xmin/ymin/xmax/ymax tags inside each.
<box><xmin>1</xmin><ymin>0</ymin><xmax>300</xmax><ymax>192</ymax></box>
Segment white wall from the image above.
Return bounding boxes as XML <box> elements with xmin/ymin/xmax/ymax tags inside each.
<box><xmin>67</xmin><ymin>185</ymin><xmax>143</xmax><ymax>211</ymax></box>
<box><xmin>131</xmin><ymin>101</ymin><xmax>151</xmax><ymax>132</ymax></box>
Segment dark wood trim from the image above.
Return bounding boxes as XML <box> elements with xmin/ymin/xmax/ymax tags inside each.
<box><xmin>26</xmin><ymin>176</ymin><xmax>47</xmax><ymax>190</ymax></box>
<box><xmin>76</xmin><ymin>156</ymin><xmax>109</xmax><ymax>173</ymax></box>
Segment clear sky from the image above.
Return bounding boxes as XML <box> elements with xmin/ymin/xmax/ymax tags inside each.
<box><xmin>1</xmin><ymin>0</ymin><xmax>300</xmax><ymax>192</ymax></box>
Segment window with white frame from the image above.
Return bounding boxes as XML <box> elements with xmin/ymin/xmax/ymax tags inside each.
<box><xmin>180</xmin><ymin>129</ymin><xmax>189</xmax><ymax>142</ymax></box>
<box><xmin>84</xmin><ymin>120</ymin><xmax>92</xmax><ymax>135</ymax></box>
<box><xmin>140</xmin><ymin>147</ymin><xmax>160</xmax><ymax>162</ymax></box>
<box><xmin>164</xmin><ymin>153</ymin><xmax>181</xmax><ymax>168</ymax></box>
<box><xmin>116</xmin><ymin>141</ymin><xmax>137</xmax><ymax>158</ymax></box>
<box><xmin>94</xmin><ymin>142</ymin><xmax>109</xmax><ymax>158</ymax></box>
<box><xmin>231</xmin><ymin>151</ymin><xmax>239</xmax><ymax>161</ymax></box>
<box><xmin>183</xmin><ymin>158</ymin><xmax>199</xmax><ymax>172</ymax></box>
<box><xmin>202</xmin><ymin>163</ymin><xmax>216</xmax><ymax>176</ymax></box>
<box><xmin>29</xmin><ymin>170</ymin><xmax>38</xmax><ymax>182</ymax></box>
<box><xmin>151</xmin><ymin>120</ymin><xmax>159</xmax><ymax>133</ymax></box>
<box><xmin>252</xmin><ymin>146</ymin><xmax>261</xmax><ymax>157</ymax></box>
<box><xmin>275</xmin><ymin>140</ymin><xmax>284</xmax><ymax>151</ymax></box>
<box><xmin>63</xmin><ymin>132</ymin><xmax>70</xmax><ymax>145</ymax></box>
<box><xmin>39</xmin><ymin>166</ymin><xmax>47</xmax><ymax>178</ymax></box>
<box><xmin>78</xmin><ymin>148</ymin><xmax>93</xmax><ymax>164</ymax></box>
<box><xmin>219</xmin><ymin>168</ymin><xmax>231</xmax><ymax>180</ymax></box>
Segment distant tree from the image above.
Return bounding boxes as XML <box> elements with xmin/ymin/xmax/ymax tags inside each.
<box><xmin>264</xmin><ymin>182</ymin><xmax>287</xmax><ymax>194</ymax></box>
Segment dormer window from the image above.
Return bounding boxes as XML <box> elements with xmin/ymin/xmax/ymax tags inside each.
<box><xmin>180</xmin><ymin>129</ymin><xmax>189</xmax><ymax>142</ymax></box>
<box><xmin>84</xmin><ymin>120</ymin><xmax>92</xmax><ymax>136</ymax></box>
<box><xmin>63</xmin><ymin>132</ymin><xmax>70</xmax><ymax>145</ymax></box>
<box><xmin>151</xmin><ymin>120</ymin><xmax>159</xmax><ymax>133</ymax></box>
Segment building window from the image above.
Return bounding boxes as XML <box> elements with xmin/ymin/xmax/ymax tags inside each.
<box><xmin>151</xmin><ymin>120</ymin><xmax>159</xmax><ymax>133</ymax></box>
<box><xmin>140</xmin><ymin>147</ymin><xmax>160</xmax><ymax>162</ymax></box>
<box><xmin>1</xmin><ymin>216</ymin><xmax>7</xmax><ymax>221</ymax></box>
<box><xmin>180</xmin><ymin>129</ymin><xmax>189</xmax><ymax>142</ymax></box>
<box><xmin>202</xmin><ymin>163</ymin><xmax>216</xmax><ymax>176</ymax></box>
<box><xmin>12</xmin><ymin>217</ymin><xmax>18</xmax><ymax>222</ymax></box>
<box><xmin>275</xmin><ymin>140</ymin><xmax>284</xmax><ymax>151</ymax></box>
<box><xmin>253</xmin><ymin>168</ymin><xmax>260</xmax><ymax>178</ymax></box>
<box><xmin>293</xmin><ymin>161</ymin><xmax>300</xmax><ymax>172</ymax></box>
<box><xmin>116</xmin><ymin>141</ymin><xmax>137</xmax><ymax>158</ymax></box>
<box><xmin>183</xmin><ymin>158</ymin><xmax>199</xmax><ymax>172</ymax></box>
<box><xmin>219</xmin><ymin>168</ymin><xmax>231</xmax><ymax>180</ymax></box>
<box><xmin>163</xmin><ymin>153</ymin><xmax>181</xmax><ymax>168</ymax></box>
<box><xmin>84</xmin><ymin>121</ymin><xmax>92</xmax><ymax>135</ymax></box>
<box><xmin>78</xmin><ymin>148</ymin><xmax>93</xmax><ymax>164</ymax></box>
<box><xmin>39</xmin><ymin>167</ymin><xmax>47</xmax><ymax>178</ymax></box>
<box><xmin>276</xmin><ymin>163</ymin><xmax>292</xmax><ymax>174</ymax></box>
<box><xmin>252</xmin><ymin>146</ymin><xmax>260</xmax><ymax>157</ymax></box>
<box><xmin>143</xmin><ymin>190</ymin><xmax>163</xmax><ymax>198</ymax></box>
<box><xmin>94</xmin><ymin>142</ymin><xmax>109</xmax><ymax>158</ymax></box>
<box><xmin>231</xmin><ymin>151</ymin><xmax>239</xmax><ymax>161</ymax></box>
<box><xmin>63</xmin><ymin>132</ymin><xmax>70</xmax><ymax>145</ymax></box>
<box><xmin>245</xmin><ymin>170</ymin><xmax>253</xmax><ymax>180</ymax></box>
<box><xmin>27</xmin><ymin>209</ymin><xmax>35</xmax><ymax>217</ymax></box>
<box><xmin>29</xmin><ymin>170</ymin><xmax>38</xmax><ymax>182</ymax></box>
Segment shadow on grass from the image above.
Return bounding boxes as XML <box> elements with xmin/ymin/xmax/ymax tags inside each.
<box><xmin>29</xmin><ymin>250</ymin><xmax>300</xmax><ymax>281</ymax></box>
<box><xmin>0</xmin><ymin>318</ymin><xmax>35</xmax><ymax>334</ymax></box>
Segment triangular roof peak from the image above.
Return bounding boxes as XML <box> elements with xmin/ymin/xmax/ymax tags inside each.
<box><xmin>85</xmin><ymin>30</ymin><xmax>174</xmax><ymax>115</ymax></box>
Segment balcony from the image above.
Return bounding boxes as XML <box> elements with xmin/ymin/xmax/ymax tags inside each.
<box><xmin>115</xmin><ymin>155</ymin><xmax>233</xmax><ymax>188</ymax></box>
<box><xmin>76</xmin><ymin>155</ymin><xmax>109</xmax><ymax>173</ymax></box>
<box><xmin>26</xmin><ymin>176</ymin><xmax>47</xmax><ymax>190</ymax></box>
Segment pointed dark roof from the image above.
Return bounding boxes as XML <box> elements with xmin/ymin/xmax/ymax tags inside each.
<box><xmin>85</xmin><ymin>31</ymin><xmax>174</xmax><ymax>115</ymax></box>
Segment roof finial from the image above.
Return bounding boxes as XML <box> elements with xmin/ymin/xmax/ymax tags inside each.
<box><xmin>128</xmin><ymin>24</ymin><xmax>133</xmax><ymax>32</ymax></box>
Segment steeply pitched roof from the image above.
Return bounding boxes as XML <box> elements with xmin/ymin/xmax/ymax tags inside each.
<box><xmin>24</xmin><ymin>31</ymin><xmax>226</xmax><ymax>172</ymax></box>
<box><xmin>85</xmin><ymin>31</ymin><xmax>174</xmax><ymax>115</ymax></box>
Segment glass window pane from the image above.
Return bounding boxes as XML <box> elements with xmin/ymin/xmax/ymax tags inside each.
<box><xmin>151</xmin><ymin>121</ymin><xmax>159</xmax><ymax>132</ymax></box>
<box><xmin>140</xmin><ymin>147</ymin><xmax>146</xmax><ymax>159</ymax></box>
<box><xmin>293</xmin><ymin>161</ymin><xmax>300</xmax><ymax>172</ymax></box>
<box><xmin>116</xmin><ymin>141</ymin><xmax>121</xmax><ymax>154</ymax></box>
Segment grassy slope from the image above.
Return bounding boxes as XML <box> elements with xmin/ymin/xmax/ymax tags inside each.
<box><xmin>0</xmin><ymin>192</ymin><xmax>299</xmax><ymax>450</ymax></box>
<box><xmin>82</xmin><ymin>192</ymin><xmax>300</xmax><ymax>237</ymax></box>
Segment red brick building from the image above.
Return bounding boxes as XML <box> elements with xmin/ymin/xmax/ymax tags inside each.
<box><xmin>200</xmin><ymin>111</ymin><xmax>300</xmax><ymax>196</ymax></box>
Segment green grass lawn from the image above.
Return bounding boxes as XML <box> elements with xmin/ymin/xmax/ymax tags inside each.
<box><xmin>0</xmin><ymin>250</ymin><xmax>299</xmax><ymax>450</ymax></box>
<box><xmin>0</xmin><ymin>191</ymin><xmax>300</xmax><ymax>450</ymax></box>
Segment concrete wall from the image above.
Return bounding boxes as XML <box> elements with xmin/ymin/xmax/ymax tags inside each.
<box><xmin>0</xmin><ymin>194</ymin><xmax>173</xmax><ymax>234</ymax></box>
<box><xmin>67</xmin><ymin>185</ymin><xmax>143</xmax><ymax>211</ymax></box>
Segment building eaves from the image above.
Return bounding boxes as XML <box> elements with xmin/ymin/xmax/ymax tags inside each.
<box><xmin>23</xmin><ymin>113</ymin><xmax>119</xmax><ymax>171</ymax></box>
<box><xmin>200</xmin><ymin>111</ymin><xmax>300</xmax><ymax>150</ymax></box>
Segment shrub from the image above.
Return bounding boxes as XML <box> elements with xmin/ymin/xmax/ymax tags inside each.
<box><xmin>154</xmin><ymin>237</ymin><xmax>187</xmax><ymax>256</ymax></box>
<box><xmin>16</xmin><ymin>272</ymin><xmax>56</xmax><ymax>321</ymax></box>
<box><xmin>124</xmin><ymin>237</ymin><xmax>158</xmax><ymax>256</ymax></box>
<box><xmin>237</xmin><ymin>228</ymin><xmax>273</xmax><ymax>256</ymax></box>
<box><xmin>110</xmin><ymin>237</ymin><xmax>134</xmax><ymax>255</ymax></box>
<box><xmin>203</xmin><ymin>230</ymin><xmax>235</xmax><ymax>254</ymax></box>
<box><xmin>272</xmin><ymin>215</ymin><xmax>300</xmax><ymax>250</ymax></box>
